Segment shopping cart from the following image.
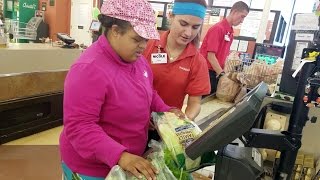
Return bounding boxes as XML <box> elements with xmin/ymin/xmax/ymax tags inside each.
<box><xmin>224</xmin><ymin>58</ymin><xmax>283</xmax><ymax>89</ymax></box>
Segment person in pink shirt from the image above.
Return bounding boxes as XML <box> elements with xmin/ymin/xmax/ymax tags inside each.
<box><xmin>59</xmin><ymin>0</ymin><xmax>184</xmax><ymax>180</ymax></box>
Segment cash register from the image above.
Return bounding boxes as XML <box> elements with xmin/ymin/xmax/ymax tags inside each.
<box><xmin>187</xmin><ymin>82</ymin><xmax>268</xmax><ymax>180</ymax></box>
<box><xmin>185</xmin><ymin>49</ymin><xmax>320</xmax><ymax>180</ymax></box>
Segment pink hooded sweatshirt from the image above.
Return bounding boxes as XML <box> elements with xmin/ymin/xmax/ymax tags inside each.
<box><xmin>59</xmin><ymin>35</ymin><xmax>171</xmax><ymax>177</ymax></box>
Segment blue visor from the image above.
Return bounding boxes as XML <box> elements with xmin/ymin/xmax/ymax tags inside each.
<box><xmin>172</xmin><ymin>2</ymin><xmax>206</xmax><ymax>19</ymax></box>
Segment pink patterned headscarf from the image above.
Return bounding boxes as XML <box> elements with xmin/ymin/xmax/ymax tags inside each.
<box><xmin>100</xmin><ymin>0</ymin><xmax>159</xmax><ymax>40</ymax></box>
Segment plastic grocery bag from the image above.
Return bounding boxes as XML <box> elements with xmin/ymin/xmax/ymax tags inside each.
<box><xmin>143</xmin><ymin>140</ymin><xmax>177</xmax><ymax>180</ymax></box>
<box><xmin>105</xmin><ymin>165</ymin><xmax>126</xmax><ymax>180</ymax></box>
<box><xmin>152</xmin><ymin>112</ymin><xmax>216</xmax><ymax>178</ymax></box>
<box><xmin>105</xmin><ymin>140</ymin><xmax>177</xmax><ymax>180</ymax></box>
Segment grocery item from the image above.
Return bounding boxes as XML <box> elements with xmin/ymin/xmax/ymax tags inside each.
<box><xmin>216</xmin><ymin>74</ymin><xmax>241</xmax><ymax>102</ymax></box>
<box><xmin>234</xmin><ymin>85</ymin><xmax>247</xmax><ymax>103</ymax></box>
<box><xmin>105</xmin><ymin>140</ymin><xmax>177</xmax><ymax>180</ymax></box>
<box><xmin>153</xmin><ymin>112</ymin><xmax>216</xmax><ymax>179</ymax></box>
<box><xmin>154</xmin><ymin>112</ymin><xmax>202</xmax><ymax>170</ymax></box>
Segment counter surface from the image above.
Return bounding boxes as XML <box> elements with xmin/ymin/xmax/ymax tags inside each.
<box><xmin>1</xmin><ymin>43</ymin><xmax>81</xmax><ymax>50</ymax></box>
<box><xmin>0</xmin><ymin>43</ymin><xmax>83</xmax><ymax>74</ymax></box>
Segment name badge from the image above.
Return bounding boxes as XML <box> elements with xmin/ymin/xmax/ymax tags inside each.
<box><xmin>151</xmin><ymin>53</ymin><xmax>167</xmax><ymax>64</ymax></box>
<box><xmin>224</xmin><ymin>34</ymin><xmax>230</xmax><ymax>41</ymax></box>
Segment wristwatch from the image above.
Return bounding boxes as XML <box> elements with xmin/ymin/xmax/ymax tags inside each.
<box><xmin>216</xmin><ymin>71</ymin><xmax>225</xmax><ymax>79</ymax></box>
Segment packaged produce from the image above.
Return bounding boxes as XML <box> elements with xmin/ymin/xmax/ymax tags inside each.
<box><xmin>105</xmin><ymin>140</ymin><xmax>177</xmax><ymax>180</ymax></box>
<box><xmin>153</xmin><ymin>112</ymin><xmax>216</xmax><ymax>179</ymax></box>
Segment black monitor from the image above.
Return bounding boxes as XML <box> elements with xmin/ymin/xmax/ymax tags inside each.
<box><xmin>185</xmin><ymin>82</ymin><xmax>268</xmax><ymax>160</ymax></box>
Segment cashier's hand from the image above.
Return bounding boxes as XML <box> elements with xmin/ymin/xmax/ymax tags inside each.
<box><xmin>118</xmin><ymin>152</ymin><xmax>158</xmax><ymax>180</ymax></box>
<box><xmin>169</xmin><ymin>108</ymin><xmax>186</xmax><ymax>119</ymax></box>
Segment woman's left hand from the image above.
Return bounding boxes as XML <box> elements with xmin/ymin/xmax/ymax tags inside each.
<box><xmin>148</xmin><ymin>120</ymin><xmax>156</xmax><ymax>131</ymax></box>
<box><xmin>168</xmin><ymin>108</ymin><xmax>185</xmax><ymax>119</ymax></box>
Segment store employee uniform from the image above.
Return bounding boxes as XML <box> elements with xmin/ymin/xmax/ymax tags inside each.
<box><xmin>143</xmin><ymin>31</ymin><xmax>210</xmax><ymax>110</ymax></box>
<box><xmin>200</xmin><ymin>18</ymin><xmax>234</xmax><ymax>93</ymax></box>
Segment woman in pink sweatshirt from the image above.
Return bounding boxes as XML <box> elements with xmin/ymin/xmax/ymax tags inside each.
<box><xmin>59</xmin><ymin>0</ymin><xmax>183</xmax><ymax>180</ymax></box>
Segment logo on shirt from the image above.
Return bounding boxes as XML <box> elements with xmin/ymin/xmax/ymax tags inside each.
<box><xmin>143</xmin><ymin>70</ymin><xmax>148</xmax><ymax>78</ymax></box>
<box><xmin>179</xmin><ymin>66</ymin><xmax>190</xmax><ymax>72</ymax></box>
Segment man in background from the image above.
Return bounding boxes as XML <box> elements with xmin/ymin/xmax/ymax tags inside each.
<box><xmin>200</xmin><ymin>1</ymin><xmax>249</xmax><ymax>95</ymax></box>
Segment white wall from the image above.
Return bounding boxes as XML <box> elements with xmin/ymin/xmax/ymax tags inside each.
<box><xmin>293</xmin><ymin>0</ymin><xmax>314</xmax><ymax>13</ymax></box>
<box><xmin>250</xmin><ymin>0</ymin><xmax>294</xmax><ymax>22</ymax></box>
<box><xmin>250</xmin><ymin>0</ymin><xmax>315</xmax><ymax>16</ymax></box>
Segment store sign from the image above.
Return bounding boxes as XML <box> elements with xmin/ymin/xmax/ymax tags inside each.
<box><xmin>210</xmin><ymin>8</ymin><xmax>221</xmax><ymax>16</ymax></box>
<box><xmin>22</xmin><ymin>3</ymin><xmax>37</xmax><ymax>10</ymax></box>
<box><xmin>19</xmin><ymin>0</ymin><xmax>38</xmax><ymax>27</ymax></box>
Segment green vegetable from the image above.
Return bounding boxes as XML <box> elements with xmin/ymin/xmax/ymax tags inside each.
<box><xmin>158</xmin><ymin>123</ymin><xmax>185</xmax><ymax>167</ymax></box>
<box><xmin>164</xmin><ymin>148</ymin><xmax>192</xmax><ymax>180</ymax></box>
<box><xmin>155</xmin><ymin>112</ymin><xmax>202</xmax><ymax>170</ymax></box>
<box><xmin>71</xmin><ymin>173</ymin><xmax>83</xmax><ymax>180</ymax></box>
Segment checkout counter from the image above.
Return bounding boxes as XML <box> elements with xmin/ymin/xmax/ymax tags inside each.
<box><xmin>0</xmin><ymin>43</ymin><xmax>82</xmax><ymax>144</ymax></box>
<box><xmin>186</xmin><ymin>49</ymin><xmax>320</xmax><ymax>180</ymax></box>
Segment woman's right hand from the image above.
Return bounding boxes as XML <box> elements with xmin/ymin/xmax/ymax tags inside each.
<box><xmin>118</xmin><ymin>152</ymin><xmax>158</xmax><ymax>180</ymax></box>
